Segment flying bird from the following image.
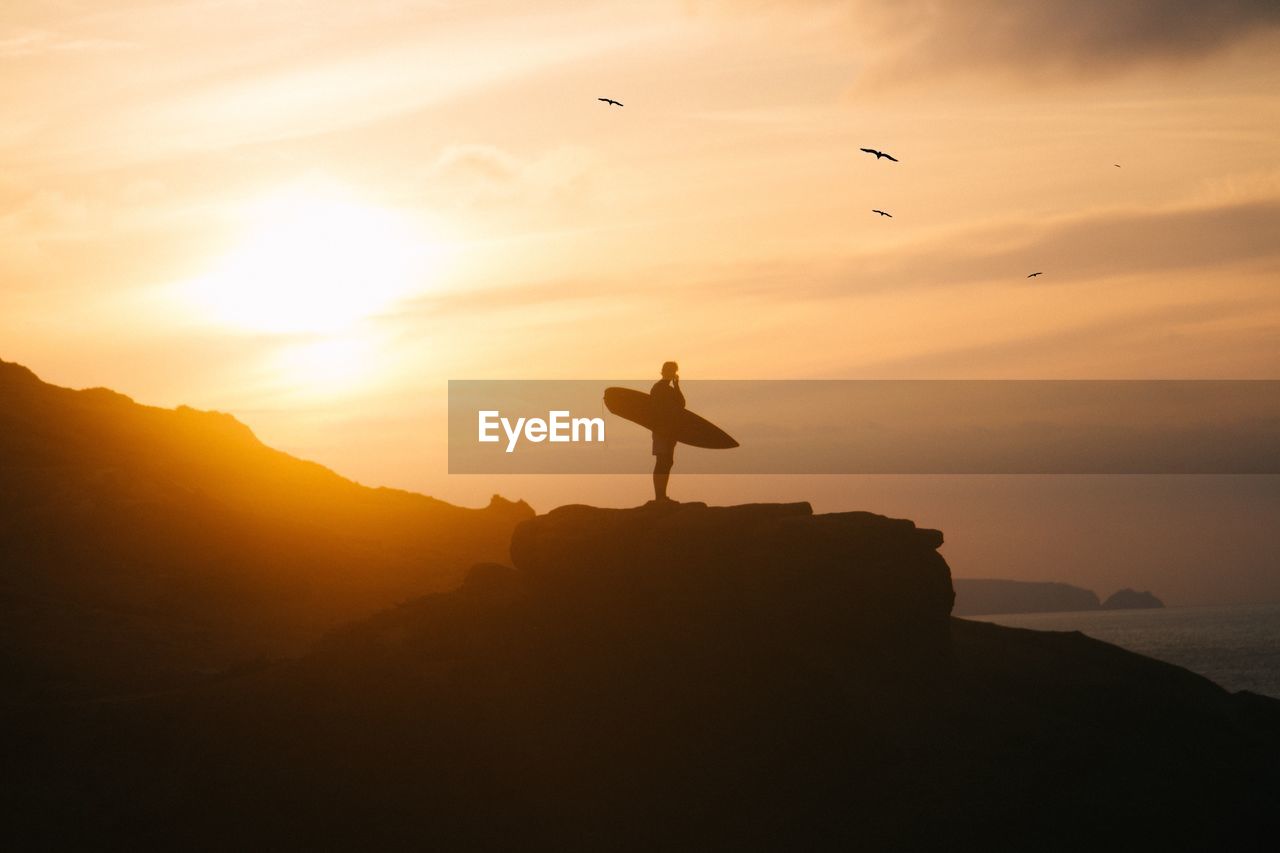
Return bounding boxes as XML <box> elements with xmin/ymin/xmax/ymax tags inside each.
<box><xmin>860</xmin><ymin>148</ymin><xmax>898</xmax><ymax>162</ymax></box>
<box><xmin>1027</xmin><ymin>272</ymin><xmax>1043</xmax><ymax>278</ymax></box>
<box><xmin>872</xmin><ymin>209</ymin><xmax>892</xmax><ymax>218</ymax></box>
<box><xmin>598</xmin><ymin>97</ymin><xmax>623</xmax><ymax>107</ymax></box>
<box><xmin>1114</xmin><ymin>164</ymin><xmax>1121</xmax><ymax>168</ymax></box>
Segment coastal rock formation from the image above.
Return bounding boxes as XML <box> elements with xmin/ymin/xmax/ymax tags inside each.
<box><xmin>6</xmin><ymin>500</ymin><xmax>1279</xmax><ymax>850</ymax></box>
<box><xmin>1102</xmin><ymin>587</ymin><xmax>1165</xmax><ymax>609</ymax></box>
<box><xmin>953</xmin><ymin>578</ymin><xmax>1101</xmax><ymax>615</ymax></box>
<box><xmin>1</xmin><ymin>359</ymin><xmax>1273</xmax><ymax>847</ymax></box>
<box><xmin>954</xmin><ymin>578</ymin><xmax>1168</xmax><ymax>616</ymax></box>
<box><xmin>510</xmin><ymin>500</ymin><xmax>954</xmax><ymax>674</ymax></box>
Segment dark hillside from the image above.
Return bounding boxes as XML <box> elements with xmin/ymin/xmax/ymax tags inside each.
<box><xmin>0</xmin><ymin>359</ymin><xmax>531</xmax><ymax>700</ymax></box>
<box><xmin>7</xmin><ymin>502</ymin><xmax>1276</xmax><ymax>850</ymax></box>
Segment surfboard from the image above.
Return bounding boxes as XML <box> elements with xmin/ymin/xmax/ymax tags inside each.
<box><xmin>603</xmin><ymin>386</ymin><xmax>739</xmax><ymax>449</ymax></box>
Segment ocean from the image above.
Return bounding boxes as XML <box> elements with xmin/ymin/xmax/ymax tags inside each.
<box><xmin>971</xmin><ymin>603</ymin><xmax>1280</xmax><ymax>699</ymax></box>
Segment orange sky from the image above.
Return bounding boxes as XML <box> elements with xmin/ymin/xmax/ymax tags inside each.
<box><xmin>3</xmin><ymin>1</ymin><xmax>1279</xmax><ymax>602</ymax></box>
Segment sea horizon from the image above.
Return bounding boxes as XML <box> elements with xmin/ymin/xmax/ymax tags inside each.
<box><xmin>973</xmin><ymin>602</ymin><xmax>1280</xmax><ymax>699</ymax></box>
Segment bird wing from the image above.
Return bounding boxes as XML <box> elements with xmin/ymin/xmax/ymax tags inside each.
<box><xmin>884</xmin><ymin>153</ymin><xmax>899</xmax><ymax>162</ymax></box>
<box><xmin>860</xmin><ymin>148</ymin><xmax>877</xmax><ymax>155</ymax></box>
<box><xmin>598</xmin><ymin>98</ymin><xmax>608</xmax><ymax>102</ymax></box>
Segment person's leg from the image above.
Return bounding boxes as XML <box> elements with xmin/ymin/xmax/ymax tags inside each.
<box><xmin>653</xmin><ymin>451</ymin><xmax>673</xmax><ymax>500</ymax></box>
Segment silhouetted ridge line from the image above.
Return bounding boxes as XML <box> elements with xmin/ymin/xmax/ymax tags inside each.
<box><xmin>0</xmin><ymin>357</ymin><xmax>532</xmax><ymax>702</ymax></box>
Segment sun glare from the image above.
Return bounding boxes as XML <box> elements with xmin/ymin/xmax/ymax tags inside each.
<box><xmin>185</xmin><ymin>187</ymin><xmax>434</xmax><ymax>334</ymax></box>
<box><xmin>269</xmin><ymin>335</ymin><xmax>381</xmax><ymax>397</ymax></box>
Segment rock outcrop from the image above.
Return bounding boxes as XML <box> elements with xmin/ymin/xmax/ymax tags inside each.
<box><xmin>510</xmin><ymin>500</ymin><xmax>954</xmax><ymax>674</ymax></box>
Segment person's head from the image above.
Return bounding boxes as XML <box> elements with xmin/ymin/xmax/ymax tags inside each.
<box><xmin>661</xmin><ymin>361</ymin><xmax>678</xmax><ymax>380</ymax></box>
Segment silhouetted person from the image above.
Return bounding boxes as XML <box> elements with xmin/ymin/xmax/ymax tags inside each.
<box><xmin>651</xmin><ymin>361</ymin><xmax>684</xmax><ymax>502</ymax></box>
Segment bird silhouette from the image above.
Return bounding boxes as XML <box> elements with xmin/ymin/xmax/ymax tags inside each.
<box><xmin>598</xmin><ymin>98</ymin><xmax>623</xmax><ymax>107</ymax></box>
<box><xmin>872</xmin><ymin>209</ymin><xmax>892</xmax><ymax>218</ymax></box>
<box><xmin>860</xmin><ymin>148</ymin><xmax>898</xmax><ymax>162</ymax></box>
<box><xmin>1027</xmin><ymin>272</ymin><xmax>1043</xmax><ymax>278</ymax></box>
<box><xmin>1114</xmin><ymin>164</ymin><xmax>1121</xmax><ymax>168</ymax></box>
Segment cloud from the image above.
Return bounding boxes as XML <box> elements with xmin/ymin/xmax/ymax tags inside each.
<box><xmin>422</xmin><ymin>143</ymin><xmax>603</xmax><ymax>212</ymax></box>
<box><xmin>431</xmin><ymin>144</ymin><xmax>524</xmax><ymax>186</ymax></box>
<box><xmin>1</xmin><ymin>4</ymin><xmax>668</xmax><ymax>171</ymax></box>
<box><xmin>852</xmin><ymin>296</ymin><xmax>1279</xmax><ymax>377</ymax></box>
<box><xmin>0</xmin><ymin>189</ymin><xmax>90</xmax><ymax>233</ymax></box>
<box><xmin>716</xmin><ymin>197</ymin><xmax>1280</xmax><ymax>300</ymax></box>
<box><xmin>389</xmin><ymin>196</ymin><xmax>1280</xmax><ymax>336</ymax></box>
<box><xmin>912</xmin><ymin>197</ymin><xmax>1280</xmax><ymax>288</ymax></box>
<box><xmin>851</xmin><ymin>0</ymin><xmax>1280</xmax><ymax>79</ymax></box>
<box><xmin>0</xmin><ymin>28</ymin><xmax>133</xmax><ymax>59</ymax></box>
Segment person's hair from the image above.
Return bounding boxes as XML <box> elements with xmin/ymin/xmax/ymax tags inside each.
<box><xmin>661</xmin><ymin>361</ymin><xmax>678</xmax><ymax>376</ymax></box>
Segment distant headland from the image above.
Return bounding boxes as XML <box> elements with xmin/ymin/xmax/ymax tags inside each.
<box><xmin>954</xmin><ymin>578</ymin><xmax>1165</xmax><ymax>616</ymax></box>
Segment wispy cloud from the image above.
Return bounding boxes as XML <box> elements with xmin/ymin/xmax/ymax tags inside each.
<box><xmin>0</xmin><ymin>28</ymin><xmax>133</xmax><ymax>58</ymax></box>
<box><xmin>851</xmin><ymin>0</ymin><xmax>1280</xmax><ymax>80</ymax></box>
<box><xmin>722</xmin><ymin>197</ymin><xmax>1280</xmax><ymax>299</ymax></box>
<box><xmin>380</xmin><ymin>195</ymin><xmax>1280</xmax><ymax>338</ymax></box>
<box><xmin>1</xmin><ymin>3</ymin><xmax>671</xmax><ymax>171</ymax></box>
<box><xmin>853</xmin><ymin>296</ymin><xmax>1280</xmax><ymax>377</ymax></box>
<box><xmin>425</xmin><ymin>143</ymin><xmax>602</xmax><ymax>204</ymax></box>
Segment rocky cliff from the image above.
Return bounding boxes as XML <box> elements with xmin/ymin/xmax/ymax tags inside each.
<box><xmin>9</xmin><ymin>500</ymin><xmax>1277</xmax><ymax>850</ymax></box>
<box><xmin>509</xmin><ymin>500</ymin><xmax>954</xmax><ymax>675</ymax></box>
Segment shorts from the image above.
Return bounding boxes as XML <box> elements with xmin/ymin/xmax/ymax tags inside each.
<box><xmin>652</xmin><ymin>433</ymin><xmax>677</xmax><ymax>458</ymax></box>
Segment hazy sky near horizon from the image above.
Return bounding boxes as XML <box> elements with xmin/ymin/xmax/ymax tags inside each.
<box><xmin>3</xmin><ymin>1</ymin><xmax>1279</xmax><ymax>602</ymax></box>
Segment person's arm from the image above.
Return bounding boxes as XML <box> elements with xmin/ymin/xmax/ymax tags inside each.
<box><xmin>672</xmin><ymin>377</ymin><xmax>685</xmax><ymax>408</ymax></box>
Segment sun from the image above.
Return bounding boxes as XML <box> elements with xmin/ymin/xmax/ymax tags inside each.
<box><xmin>185</xmin><ymin>186</ymin><xmax>433</xmax><ymax>334</ymax></box>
